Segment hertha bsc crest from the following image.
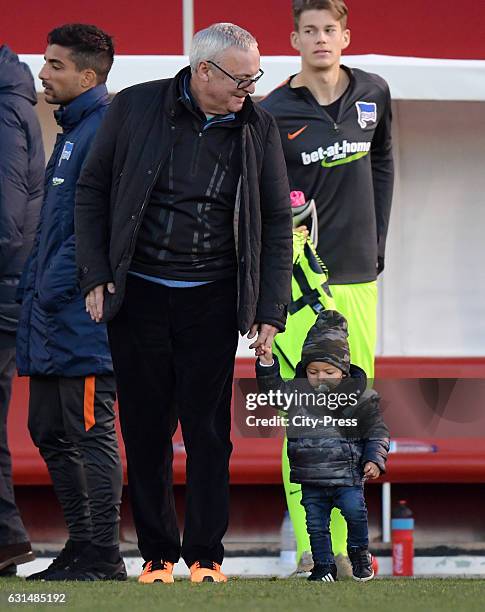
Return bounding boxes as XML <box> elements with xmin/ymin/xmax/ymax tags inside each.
<box><xmin>355</xmin><ymin>101</ymin><xmax>377</xmax><ymax>129</ymax></box>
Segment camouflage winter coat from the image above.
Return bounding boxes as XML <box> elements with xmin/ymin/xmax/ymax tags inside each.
<box><xmin>256</xmin><ymin>357</ymin><xmax>390</xmax><ymax>486</ymax></box>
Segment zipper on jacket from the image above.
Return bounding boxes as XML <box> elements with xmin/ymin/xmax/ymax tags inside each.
<box><xmin>124</xmin><ymin>123</ymin><xmax>177</xmax><ymax>262</ymax></box>
<box><xmin>304</xmin><ymin>67</ymin><xmax>353</xmax><ymax>132</ymax></box>
<box><xmin>190</xmin><ymin>132</ymin><xmax>203</xmax><ymax>176</ymax></box>
<box><xmin>347</xmin><ymin>440</ymin><xmax>356</xmax><ymax>476</ymax></box>
<box><xmin>125</xmin><ymin>146</ymin><xmax>170</xmax><ymax>263</ymax></box>
<box><xmin>307</xmin><ymin>95</ymin><xmax>341</xmax><ymax>133</ymax></box>
<box><xmin>127</xmin><ymin>162</ymin><xmax>163</xmax><ymax>259</ymax></box>
<box><xmin>232</xmin><ymin>126</ymin><xmax>247</xmax><ymax>322</ymax></box>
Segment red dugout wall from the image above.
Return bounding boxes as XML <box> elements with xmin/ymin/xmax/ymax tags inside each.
<box><xmin>2</xmin><ymin>0</ymin><xmax>484</xmax><ymax>59</ymax></box>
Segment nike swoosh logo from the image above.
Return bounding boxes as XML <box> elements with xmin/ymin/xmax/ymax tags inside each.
<box><xmin>288</xmin><ymin>125</ymin><xmax>308</xmax><ymax>140</ymax></box>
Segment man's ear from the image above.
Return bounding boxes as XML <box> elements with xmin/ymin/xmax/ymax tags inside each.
<box><xmin>81</xmin><ymin>68</ymin><xmax>97</xmax><ymax>89</ymax></box>
<box><xmin>196</xmin><ymin>60</ymin><xmax>211</xmax><ymax>83</ymax></box>
<box><xmin>342</xmin><ymin>28</ymin><xmax>351</xmax><ymax>51</ymax></box>
<box><xmin>290</xmin><ymin>30</ymin><xmax>301</xmax><ymax>53</ymax></box>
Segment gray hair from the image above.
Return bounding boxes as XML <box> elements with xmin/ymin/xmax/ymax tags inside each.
<box><xmin>189</xmin><ymin>23</ymin><xmax>258</xmax><ymax>72</ymax></box>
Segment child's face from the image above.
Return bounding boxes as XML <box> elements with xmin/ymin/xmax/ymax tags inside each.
<box><xmin>306</xmin><ymin>361</ymin><xmax>344</xmax><ymax>389</ymax></box>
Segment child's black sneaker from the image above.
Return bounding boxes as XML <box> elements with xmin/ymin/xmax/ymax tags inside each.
<box><xmin>307</xmin><ymin>563</ymin><xmax>338</xmax><ymax>582</ymax></box>
<box><xmin>347</xmin><ymin>547</ymin><xmax>374</xmax><ymax>582</ymax></box>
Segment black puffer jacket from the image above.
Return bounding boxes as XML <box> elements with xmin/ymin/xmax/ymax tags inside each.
<box><xmin>0</xmin><ymin>45</ymin><xmax>44</xmax><ymax>336</ymax></box>
<box><xmin>256</xmin><ymin>357</ymin><xmax>390</xmax><ymax>486</ymax></box>
<box><xmin>75</xmin><ymin>67</ymin><xmax>293</xmax><ymax>333</ymax></box>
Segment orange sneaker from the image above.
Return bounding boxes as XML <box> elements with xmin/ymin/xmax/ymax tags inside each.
<box><xmin>138</xmin><ymin>560</ymin><xmax>174</xmax><ymax>583</ymax></box>
<box><xmin>189</xmin><ymin>560</ymin><xmax>227</xmax><ymax>583</ymax></box>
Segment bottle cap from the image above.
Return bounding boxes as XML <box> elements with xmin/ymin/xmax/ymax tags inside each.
<box><xmin>290</xmin><ymin>191</ymin><xmax>305</xmax><ymax>208</ymax></box>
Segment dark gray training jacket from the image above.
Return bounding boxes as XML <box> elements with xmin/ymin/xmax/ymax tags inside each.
<box><xmin>75</xmin><ymin>67</ymin><xmax>293</xmax><ymax>333</ymax></box>
<box><xmin>260</xmin><ymin>66</ymin><xmax>394</xmax><ymax>284</ymax></box>
<box><xmin>256</xmin><ymin>356</ymin><xmax>390</xmax><ymax>487</ymax></box>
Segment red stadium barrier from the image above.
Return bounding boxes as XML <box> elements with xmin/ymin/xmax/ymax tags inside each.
<box><xmin>2</xmin><ymin>0</ymin><xmax>484</xmax><ymax>59</ymax></box>
<box><xmin>8</xmin><ymin>357</ymin><xmax>485</xmax><ymax>486</ymax></box>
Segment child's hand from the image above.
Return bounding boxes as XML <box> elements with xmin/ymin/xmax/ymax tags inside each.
<box><xmin>294</xmin><ymin>225</ymin><xmax>309</xmax><ymax>238</ymax></box>
<box><xmin>258</xmin><ymin>345</ymin><xmax>274</xmax><ymax>366</ymax></box>
<box><xmin>363</xmin><ymin>462</ymin><xmax>380</xmax><ymax>480</ymax></box>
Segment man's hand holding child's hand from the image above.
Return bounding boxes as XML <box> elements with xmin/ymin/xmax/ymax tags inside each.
<box><xmin>258</xmin><ymin>346</ymin><xmax>274</xmax><ymax>366</ymax></box>
<box><xmin>363</xmin><ymin>462</ymin><xmax>380</xmax><ymax>480</ymax></box>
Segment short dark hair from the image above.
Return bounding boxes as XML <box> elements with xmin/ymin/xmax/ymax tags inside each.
<box><xmin>47</xmin><ymin>23</ymin><xmax>114</xmax><ymax>83</ymax></box>
<box><xmin>292</xmin><ymin>0</ymin><xmax>348</xmax><ymax>30</ymax></box>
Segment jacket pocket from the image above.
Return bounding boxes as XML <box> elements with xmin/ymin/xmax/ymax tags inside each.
<box><xmin>37</xmin><ymin>236</ymin><xmax>79</xmax><ymax>312</ymax></box>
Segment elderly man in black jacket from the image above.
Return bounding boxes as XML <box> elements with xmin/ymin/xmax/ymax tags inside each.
<box><xmin>75</xmin><ymin>23</ymin><xmax>292</xmax><ymax>583</ymax></box>
<box><xmin>0</xmin><ymin>45</ymin><xmax>44</xmax><ymax>575</ymax></box>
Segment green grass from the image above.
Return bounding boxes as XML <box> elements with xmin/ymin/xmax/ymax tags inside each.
<box><xmin>1</xmin><ymin>577</ymin><xmax>484</xmax><ymax>612</ymax></box>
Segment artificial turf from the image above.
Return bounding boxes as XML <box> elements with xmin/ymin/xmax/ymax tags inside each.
<box><xmin>1</xmin><ymin>577</ymin><xmax>484</xmax><ymax>612</ymax></box>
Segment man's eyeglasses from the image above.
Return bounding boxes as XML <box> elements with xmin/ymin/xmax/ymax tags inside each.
<box><xmin>207</xmin><ymin>60</ymin><xmax>264</xmax><ymax>90</ymax></box>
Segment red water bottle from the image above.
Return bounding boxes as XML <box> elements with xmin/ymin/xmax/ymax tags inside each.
<box><xmin>391</xmin><ymin>500</ymin><xmax>414</xmax><ymax>576</ymax></box>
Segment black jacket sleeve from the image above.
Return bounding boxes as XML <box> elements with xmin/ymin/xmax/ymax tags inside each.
<box><xmin>359</xmin><ymin>394</ymin><xmax>390</xmax><ymax>474</ymax></box>
<box><xmin>371</xmin><ymin>84</ymin><xmax>394</xmax><ymax>274</ymax></box>
<box><xmin>75</xmin><ymin>93</ymin><xmax>125</xmax><ymax>293</ymax></box>
<box><xmin>0</xmin><ymin>106</ymin><xmax>29</xmax><ymax>276</ymax></box>
<box><xmin>255</xmin><ymin>114</ymin><xmax>293</xmax><ymax>330</ymax></box>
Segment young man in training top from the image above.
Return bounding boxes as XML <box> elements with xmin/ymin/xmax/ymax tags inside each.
<box><xmin>261</xmin><ymin>0</ymin><xmax>393</xmax><ymax>572</ymax></box>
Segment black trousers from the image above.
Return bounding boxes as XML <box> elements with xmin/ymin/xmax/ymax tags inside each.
<box><xmin>28</xmin><ymin>374</ymin><xmax>122</xmax><ymax>547</ymax></box>
<box><xmin>0</xmin><ymin>344</ymin><xmax>30</xmax><ymax>546</ymax></box>
<box><xmin>108</xmin><ymin>274</ymin><xmax>238</xmax><ymax>566</ymax></box>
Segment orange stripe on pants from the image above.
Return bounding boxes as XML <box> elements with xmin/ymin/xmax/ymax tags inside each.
<box><xmin>84</xmin><ymin>376</ymin><xmax>96</xmax><ymax>431</ymax></box>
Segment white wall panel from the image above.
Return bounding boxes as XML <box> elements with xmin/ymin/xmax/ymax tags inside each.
<box><xmin>379</xmin><ymin>101</ymin><xmax>485</xmax><ymax>356</ymax></box>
